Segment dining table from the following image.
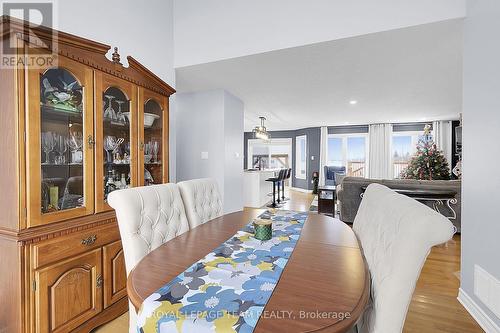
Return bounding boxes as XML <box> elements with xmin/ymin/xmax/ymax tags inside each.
<box><xmin>127</xmin><ymin>209</ymin><xmax>370</xmax><ymax>333</ymax></box>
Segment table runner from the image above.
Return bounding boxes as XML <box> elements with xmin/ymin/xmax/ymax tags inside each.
<box><xmin>137</xmin><ymin>209</ymin><xmax>308</xmax><ymax>333</ymax></box>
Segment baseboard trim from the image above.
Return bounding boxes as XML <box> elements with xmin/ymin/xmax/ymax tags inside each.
<box><xmin>458</xmin><ymin>288</ymin><xmax>500</xmax><ymax>333</ymax></box>
<box><xmin>289</xmin><ymin>187</ymin><xmax>313</xmax><ymax>194</ymax></box>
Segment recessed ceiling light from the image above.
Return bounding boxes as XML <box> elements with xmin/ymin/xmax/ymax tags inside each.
<box><xmin>349</xmin><ymin>100</ymin><xmax>357</xmax><ymax>105</ymax></box>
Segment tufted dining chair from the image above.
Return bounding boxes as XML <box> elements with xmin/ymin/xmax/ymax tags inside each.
<box><xmin>351</xmin><ymin>183</ymin><xmax>454</xmax><ymax>333</ymax></box>
<box><xmin>177</xmin><ymin>178</ymin><xmax>223</xmax><ymax>229</ymax></box>
<box><xmin>107</xmin><ymin>184</ymin><xmax>190</xmax><ymax>333</ymax></box>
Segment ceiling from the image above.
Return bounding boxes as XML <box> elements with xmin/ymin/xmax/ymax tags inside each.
<box><xmin>175</xmin><ymin>19</ymin><xmax>463</xmax><ymax>131</ymax></box>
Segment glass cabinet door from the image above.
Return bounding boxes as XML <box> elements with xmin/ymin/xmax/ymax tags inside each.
<box><xmin>26</xmin><ymin>56</ymin><xmax>95</xmax><ymax>226</ymax></box>
<box><xmin>138</xmin><ymin>88</ymin><xmax>169</xmax><ymax>186</ymax></box>
<box><xmin>95</xmin><ymin>72</ymin><xmax>138</xmax><ymax>212</ymax></box>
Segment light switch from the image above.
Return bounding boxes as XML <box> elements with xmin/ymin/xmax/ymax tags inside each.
<box><xmin>311</xmin><ymin>156</ymin><xmax>315</xmax><ymax>160</ymax></box>
<box><xmin>201</xmin><ymin>151</ymin><xmax>209</xmax><ymax>160</ymax></box>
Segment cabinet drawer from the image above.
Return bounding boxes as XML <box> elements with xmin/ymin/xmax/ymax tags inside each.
<box><xmin>32</xmin><ymin>223</ymin><xmax>120</xmax><ymax>269</ymax></box>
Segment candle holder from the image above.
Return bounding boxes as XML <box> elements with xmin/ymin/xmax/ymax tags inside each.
<box><xmin>253</xmin><ymin>219</ymin><xmax>273</xmax><ymax>241</ymax></box>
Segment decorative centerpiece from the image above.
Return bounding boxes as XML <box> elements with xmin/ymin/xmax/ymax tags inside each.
<box><xmin>42</xmin><ymin>77</ymin><xmax>83</xmax><ymax>113</ymax></box>
<box><xmin>253</xmin><ymin>219</ymin><xmax>273</xmax><ymax>241</ymax></box>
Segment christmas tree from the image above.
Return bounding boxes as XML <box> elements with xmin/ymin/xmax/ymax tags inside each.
<box><xmin>400</xmin><ymin>125</ymin><xmax>451</xmax><ymax>180</ymax></box>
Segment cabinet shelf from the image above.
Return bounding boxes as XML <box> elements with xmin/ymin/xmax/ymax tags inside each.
<box><xmin>41</xmin><ymin>104</ymin><xmax>83</xmax><ymax>124</ymax></box>
<box><xmin>42</xmin><ymin>163</ymin><xmax>83</xmax><ymax>167</ymax></box>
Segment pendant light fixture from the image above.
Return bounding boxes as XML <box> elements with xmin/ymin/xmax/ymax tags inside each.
<box><xmin>253</xmin><ymin>116</ymin><xmax>271</xmax><ymax>141</ymax></box>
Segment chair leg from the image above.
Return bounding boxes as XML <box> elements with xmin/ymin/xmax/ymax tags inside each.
<box><xmin>268</xmin><ymin>182</ymin><xmax>277</xmax><ymax>208</ymax></box>
<box><xmin>281</xmin><ymin>181</ymin><xmax>286</xmax><ymax>201</ymax></box>
<box><xmin>276</xmin><ymin>182</ymin><xmax>281</xmax><ymax>204</ymax></box>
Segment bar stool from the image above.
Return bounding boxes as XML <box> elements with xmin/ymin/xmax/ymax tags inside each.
<box><xmin>266</xmin><ymin>169</ymin><xmax>285</xmax><ymax>208</ymax></box>
<box><xmin>281</xmin><ymin>168</ymin><xmax>292</xmax><ymax>202</ymax></box>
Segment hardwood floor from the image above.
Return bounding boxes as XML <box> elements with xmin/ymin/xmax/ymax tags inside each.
<box><xmin>95</xmin><ymin>189</ymin><xmax>483</xmax><ymax>333</ymax></box>
<box><xmin>281</xmin><ymin>189</ymin><xmax>483</xmax><ymax>333</ymax></box>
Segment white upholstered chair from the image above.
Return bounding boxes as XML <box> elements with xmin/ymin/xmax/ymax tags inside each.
<box><xmin>353</xmin><ymin>183</ymin><xmax>455</xmax><ymax>333</ymax></box>
<box><xmin>107</xmin><ymin>184</ymin><xmax>190</xmax><ymax>333</ymax></box>
<box><xmin>177</xmin><ymin>178</ymin><xmax>223</xmax><ymax>229</ymax></box>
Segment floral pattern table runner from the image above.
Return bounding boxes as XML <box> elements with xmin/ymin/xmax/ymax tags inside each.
<box><xmin>137</xmin><ymin>209</ymin><xmax>309</xmax><ymax>333</ymax></box>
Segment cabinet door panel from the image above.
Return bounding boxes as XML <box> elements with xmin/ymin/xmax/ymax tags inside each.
<box><xmin>94</xmin><ymin>72</ymin><xmax>138</xmax><ymax>212</ymax></box>
<box><xmin>138</xmin><ymin>88</ymin><xmax>169</xmax><ymax>185</ymax></box>
<box><xmin>26</xmin><ymin>52</ymin><xmax>94</xmax><ymax>226</ymax></box>
<box><xmin>103</xmin><ymin>240</ymin><xmax>127</xmax><ymax>308</ymax></box>
<box><xmin>35</xmin><ymin>249</ymin><xmax>102</xmax><ymax>333</ymax></box>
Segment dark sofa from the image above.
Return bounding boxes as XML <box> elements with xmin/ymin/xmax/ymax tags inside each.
<box><xmin>337</xmin><ymin>177</ymin><xmax>462</xmax><ymax>232</ymax></box>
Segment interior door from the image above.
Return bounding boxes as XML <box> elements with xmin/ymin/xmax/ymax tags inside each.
<box><xmin>26</xmin><ymin>52</ymin><xmax>95</xmax><ymax>226</ymax></box>
<box><xmin>34</xmin><ymin>249</ymin><xmax>102</xmax><ymax>333</ymax></box>
<box><xmin>94</xmin><ymin>72</ymin><xmax>138</xmax><ymax>212</ymax></box>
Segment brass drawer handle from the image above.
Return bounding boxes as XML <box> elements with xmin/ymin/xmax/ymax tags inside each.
<box><xmin>96</xmin><ymin>275</ymin><xmax>103</xmax><ymax>288</ymax></box>
<box><xmin>81</xmin><ymin>235</ymin><xmax>97</xmax><ymax>246</ymax></box>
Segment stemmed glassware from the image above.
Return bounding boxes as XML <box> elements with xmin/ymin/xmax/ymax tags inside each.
<box><xmin>152</xmin><ymin>141</ymin><xmax>159</xmax><ymax>163</ymax></box>
<box><xmin>103</xmin><ymin>136</ymin><xmax>125</xmax><ymax>163</ymax></box>
<box><xmin>104</xmin><ymin>136</ymin><xmax>117</xmax><ymax>163</ymax></box>
<box><xmin>116</xmin><ymin>100</ymin><xmax>126</xmax><ymax>124</ymax></box>
<box><xmin>54</xmin><ymin>134</ymin><xmax>68</xmax><ymax>164</ymax></box>
<box><xmin>103</xmin><ymin>95</ymin><xmax>116</xmax><ymax>120</ymax></box>
<box><xmin>41</xmin><ymin>132</ymin><xmax>56</xmax><ymax>164</ymax></box>
<box><xmin>68</xmin><ymin>132</ymin><xmax>83</xmax><ymax>164</ymax></box>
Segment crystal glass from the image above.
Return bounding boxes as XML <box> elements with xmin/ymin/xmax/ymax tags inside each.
<box><xmin>68</xmin><ymin>132</ymin><xmax>83</xmax><ymax>164</ymax></box>
<box><xmin>103</xmin><ymin>95</ymin><xmax>116</xmax><ymax>120</ymax></box>
<box><xmin>152</xmin><ymin>140</ymin><xmax>159</xmax><ymax>163</ymax></box>
<box><xmin>40</xmin><ymin>68</ymin><xmax>84</xmax><ymax>213</ymax></box>
<box><xmin>104</xmin><ymin>135</ymin><xmax>117</xmax><ymax>163</ymax></box>
<box><xmin>116</xmin><ymin>100</ymin><xmax>126</xmax><ymax>124</ymax></box>
<box><xmin>54</xmin><ymin>134</ymin><xmax>68</xmax><ymax>164</ymax></box>
<box><xmin>102</xmin><ymin>87</ymin><xmax>131</xmax><ymax>203</ymax></box>
<box><xmin>41</xmin><ymin>132</ymin><xmax>56</xmax><ymax>164</ymax></box>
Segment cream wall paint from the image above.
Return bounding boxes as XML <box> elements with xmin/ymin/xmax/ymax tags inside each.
<box><xmin>174</xmin><ymin>0</ymin><xmax>465</xmax><ymax>67</ymax></box>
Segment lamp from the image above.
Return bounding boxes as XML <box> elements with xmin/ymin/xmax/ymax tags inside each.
<box><xmin>253</xmin><ymin>117</ymin><xmax>270</xmax><ymax>141</ymax></box>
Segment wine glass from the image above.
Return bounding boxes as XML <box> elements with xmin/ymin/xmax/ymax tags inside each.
<box><xmin>54</xmin><ymin>134</ymin><xmax>68</xmax><ymax>164</ymax></box>
<box><xmin>144</xmin><ymin>142</ymin><xmax>152</xmax><ymax>163</ymax></box>
<box><xmin>103</xmin><ymin>95</ymin><xmax>116</xmax><ymax>120</ymax></box>
<box><xmin>152</xmin><ymin>140</ymin><xmax>159</xmax><ymax>163</ymax></box>
<box><xmin>103</xmin><ymin>135</ymin><xmax>117</xmax><ymax>163</ymax></box>
<box><xmin>68</xmin><ymin>132</ymin><xmax>83</xmax><ymax>164</ymax></box>
<box><xmin>41</xmin><ymin>132</ymin><xmax>56</xmax><ymax>164</ymax></box>
<box><xmin>115</xmin><ymin>100</ymin><xmax>126</xmax><ymax>124</ymax></box>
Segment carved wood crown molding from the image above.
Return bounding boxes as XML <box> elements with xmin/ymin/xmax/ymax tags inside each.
<box><xmin>1</xmin><ymin>15</ymin><xmax>175</xmax><ymax>96</ymax></box>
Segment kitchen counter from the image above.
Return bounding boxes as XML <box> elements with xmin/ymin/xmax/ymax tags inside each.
<box><xmin>243</xmin><ymin>170</ymin><xmax>276</xmax><ymax>208</ymax></box>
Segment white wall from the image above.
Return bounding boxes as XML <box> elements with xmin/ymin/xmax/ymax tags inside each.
<box><xmin>176</xmin><ymin>90</ymin><xmax>244</xmax><ymax>213</ymax></box>
<box><xmin>6</xmin><ymin>0</ymin><xmax>177</xmax><ymax>180</ymax></box>
<box><xmin>223</xmin><ymin>91</ymin><xmax>244</xmax><ymax>213</ymax></box>
<box><xmin>57</xmin><ymin>0</ymin><xmax>178</xmax><ymax>181</ymax></box>
<box><xmin>461</xmin><ymin>0</ymin><xmax>500</xmax><ymax>329</ymax></box>
<box><xmin>174</xmin><ymin>0</ymin><xmax>465</xmax><ymax>67</ymax></box>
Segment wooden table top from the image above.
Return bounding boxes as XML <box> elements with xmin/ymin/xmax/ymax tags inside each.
<box><xmin>127</xmin><ymin>209</ymin><xmax>370</xmax><ymax>333</ymax></box>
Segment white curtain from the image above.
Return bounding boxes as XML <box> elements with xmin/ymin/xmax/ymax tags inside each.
<box><xmin>368</xmin><ymin>123</ymin><xmax>393</xmax><ymax>179</ymax></box>
<box><xmin>433</xmin><ymin>120</ymin><xmax>453</xmax><ymax>171</ymax></box>
<box><xmin>318</xmin><ymin>126</ymin><xmax>328</xmax><ymax>186</ymax></box>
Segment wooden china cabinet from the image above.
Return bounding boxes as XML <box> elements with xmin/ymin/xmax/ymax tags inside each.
<box><xmin>0</xmin><ymin>16</ymin><xmax>174</xmax><ymax>333</ymax></box>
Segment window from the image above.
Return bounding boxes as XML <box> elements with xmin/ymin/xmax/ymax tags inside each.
<box><xmin>327</xmin><ymin>134</ymin><xmax>368</xmax><ymax>177</ymax></box>
<box><xmin>247</xmin><ymin>138</ymin><xmax>292</xmax><ymax>171</ymax></box>
<box><xmin>392</xmin><ymin>131</ymin><xmax>433</xmax><ymax>178</ymax></box>
<box><xmin>295</xmin><ymin>135</ymin><xmax>307</xmax><ymax>179</ymax></box>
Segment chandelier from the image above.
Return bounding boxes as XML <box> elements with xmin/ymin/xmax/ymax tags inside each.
<box><xmin>253</xmin><ymin>117</ymin><xmax>270</xmax><ymax>140</ymax></box>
